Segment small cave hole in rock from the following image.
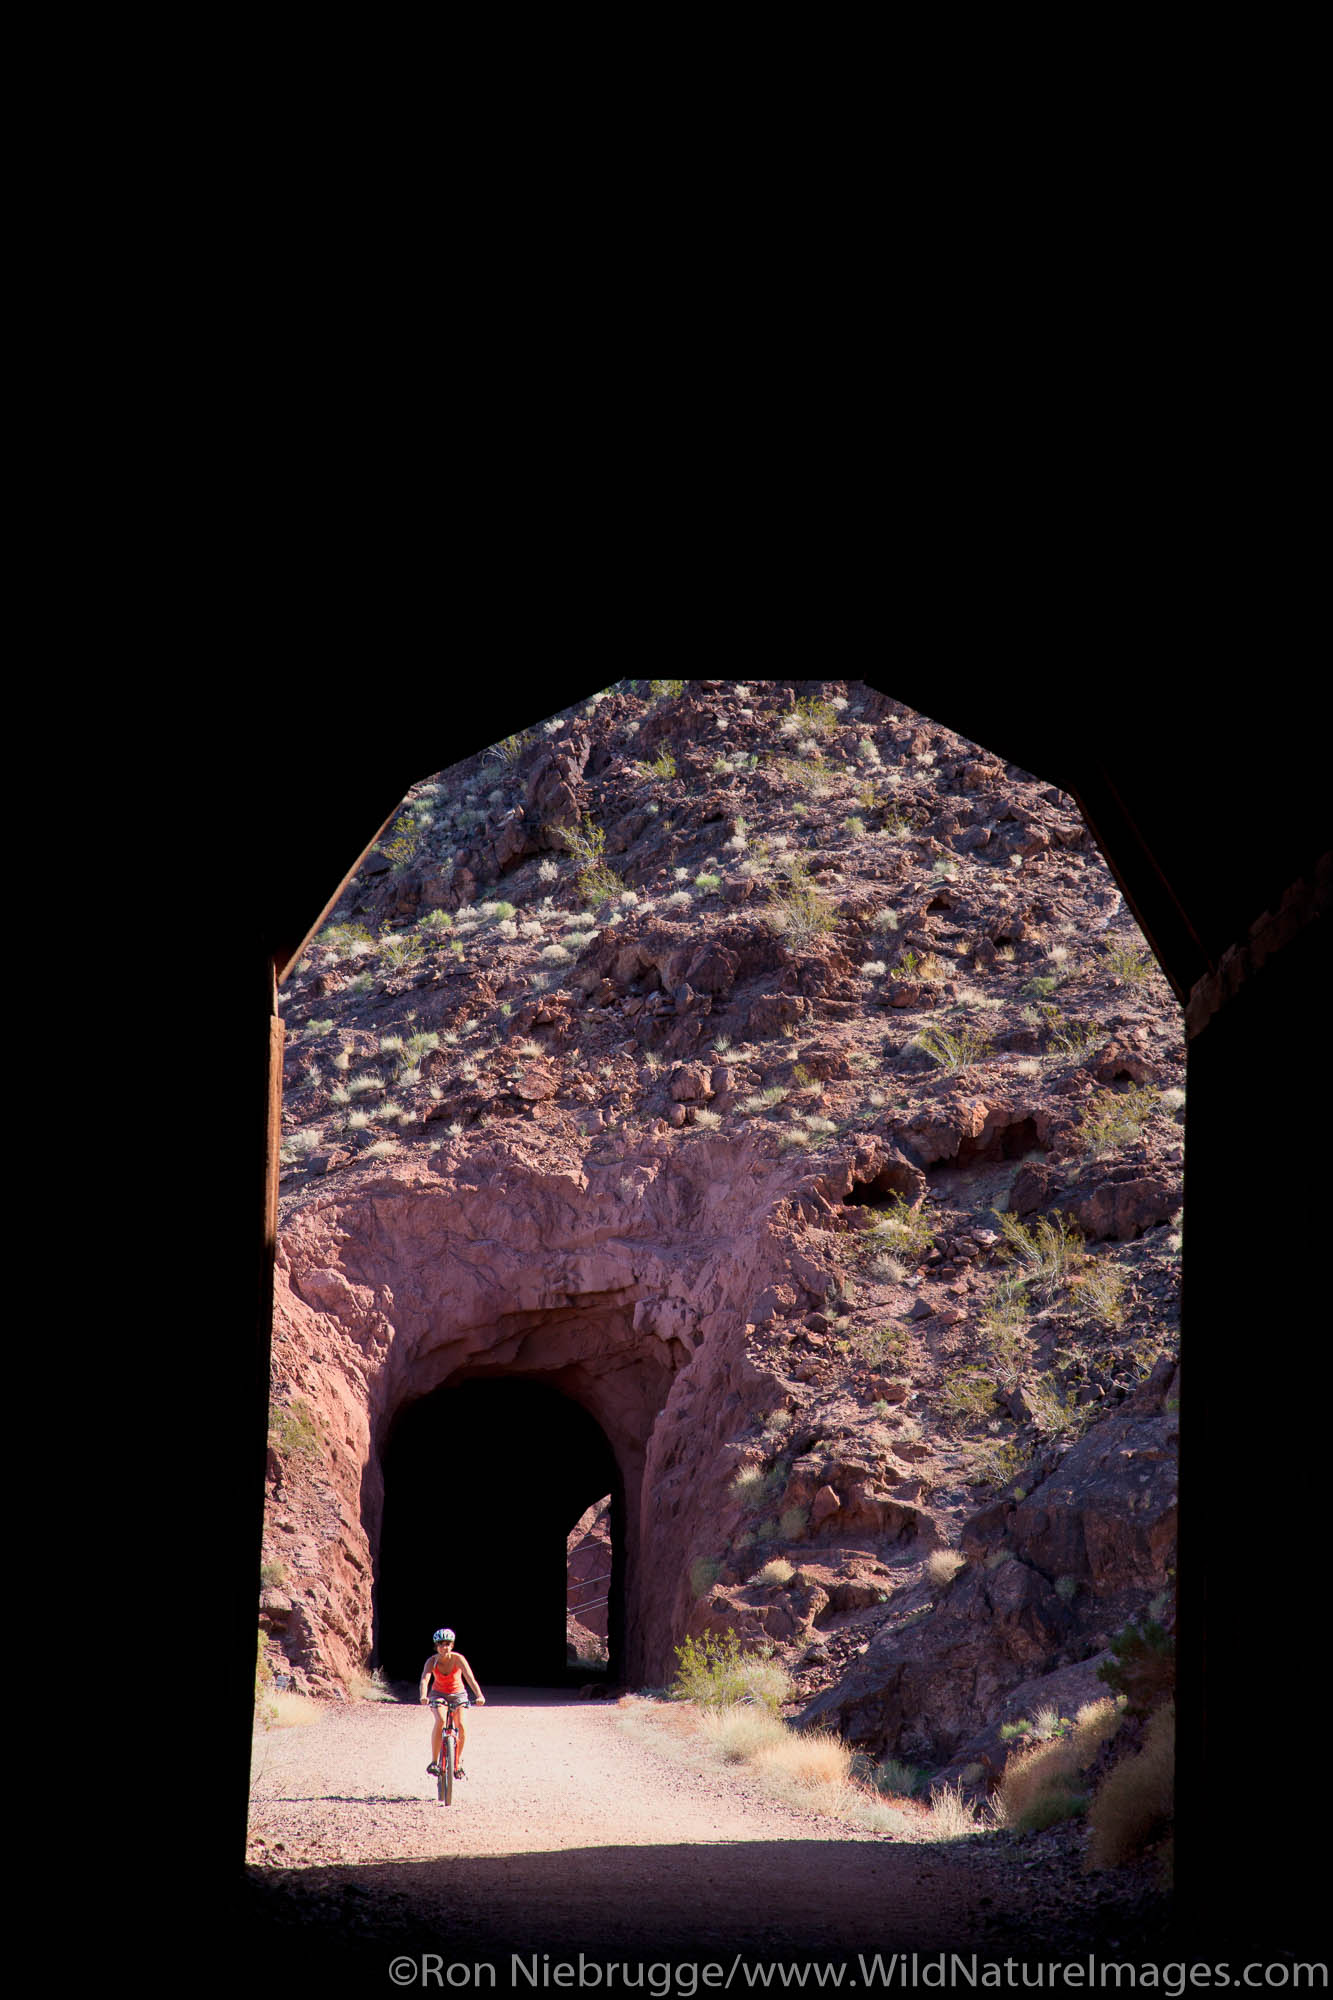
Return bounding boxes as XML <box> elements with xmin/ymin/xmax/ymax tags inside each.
<box><xmin>375</xmin><ymin>1377</ymin><xmax>623</xmax><ymax>1687</ymax></box>
<box><xmin>935</xmin><ymin>1114</ymin><xmax>1042</xmax><ymax>1174</ymax></box>
<box><xmin>844</xmin><ymin>1163</ymin><xmax>920</xmax><ymax>1209</ymax></box>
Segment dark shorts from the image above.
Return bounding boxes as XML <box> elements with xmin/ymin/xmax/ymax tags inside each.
<box><xmin>429</xmin><ymin>1692</ymin><xmax>468</xmax><ymax>1710</ymax></box>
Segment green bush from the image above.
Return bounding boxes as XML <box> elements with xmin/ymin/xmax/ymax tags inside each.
<box><xmin>671</xmin><ymin>1629</ymin><xmax>791</xmax><ymax>1710</ymax></box>
<box><xmin>1096</xmin><ymin>1617</ymin><xmax>1175</xmax><ymax>1718</ymax></box>
<box><xmin>1073</xmin><ymin>1086</ymin><xmax>1160</xmax><ymax>1160</ymax></box>
<box><xmin>914</xmin><ymin>1022</ymin><xmax>993</xmax><ymax>1071</ymax></box>
<box><xmin>689</xmin><ymin>1557</ymin><xmax>722</xmax><ymax>1599</ymax></box>
<box><xmin>557</xmin><ymin>814</ymin><xmax>622</xmax><ymax>907</ymax></box>
<box><xmin>994</xmin><ymin>1209</ymin><xmax>1086</xmax><ymax>1300</ymax></box>
<box><xmin>859</xmin><ymin>1194</ymin><xmax>936</xmax><ymax>1262</ymax></box>
<box><xmin>268</xmin><ymin>1397</ymin><xmax>320</xmax><ymax>1459</ymax></box>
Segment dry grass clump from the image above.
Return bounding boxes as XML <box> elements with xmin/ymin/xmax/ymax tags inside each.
<box><xmin>751</xmin><ymin>1728</ymin><xmax>854</xmax><ymax>1794</ymax></box>
<box><xmin>997</xmin><ymin>1698</ymin><xmax>1123</xmax><ymax>1832</ymax></box>
<box><xmin>926</xmin><ymin>1550</ymin><xmax>966</xmax><ymax>1589</ymax></box>
<box><xmin>266</xmin><ymin>1690</ymin><xmax>322</xmax><ymax>1727</ymax></box>
<box><xmin>921</xmin><ymin>1780</ymin><xmax>989</xmax><ymax>1840</ymax></box>
<box><xmin>700</xmin><ymin>1704</ymin><xmax>788</xmax><ymax>1763</ymax></box>
<box><xmin>1085</xmin><ymin>1702</ymin><xmax>1174</xmax><ymax>1870</ymax></box>
<box><xmin>754</xmin><ymin>1557</ymin><xmax>794</xmax><ymax>1586</ymax></box>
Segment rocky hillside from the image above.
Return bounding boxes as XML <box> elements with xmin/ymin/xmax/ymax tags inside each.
<box><xmin>261</xmin><ymin>678</ymin><xmax>1181</xmax><ymax>1787</ymax></box>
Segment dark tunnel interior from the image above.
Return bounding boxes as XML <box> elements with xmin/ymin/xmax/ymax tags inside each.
<box><xmin>375</xmin><ymin>1375</ymin><xmax>623</xmax><ymax>1686</ymax></box>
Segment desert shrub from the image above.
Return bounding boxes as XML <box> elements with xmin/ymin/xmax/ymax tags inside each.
<box><xmin>556</xmin><ymin>814</ymin><xmax>622</xmax><ymax>907</ymax></box>
<box><xmin>997</xmin><ymin>1698</ymin><xmax>1123</xmax><ymax>1832</ymax></box>
<box><xmin>914</xmin><ymin>1022</ymin><xmax>993</xmax><ymax>1071</ymax></box>
<box><xmin>921</xmin><ymin>1781</ymin><xmax>988</xmax><ymax>1840</ymax></box>
<box><xmin>1040</xmin><ymin>1009</ymin><xmax>1108</xmax><ymax>1061</ymax></box>
<box><xmin>994</xmin><ymin>1208</ymin><xmax>1087</xmax><ymax>1300</ymax></box>
<box><xmin>764</xmin><ymin>855</ymin><xmax>840</xmax><ymax>946</ymax></box>
<box><xmin>854</xmin><ymin>1323</ymin><xmax>910</xmax><ymax>1366</ymax></box>
<box><xmin>671</xmin><ymin>1630</ymin><xmax>792</xmax><ymax>1710</ymax></box>
<box><xmin>959</xmin><ymin>1439</ymin><xmax>1028</xmax><ymax>1489</ymax></box>
<box><xmin>791</xmin><ymin>696</ymin><xmax>843</xmax><ymax>740</ymax></box>
<box><xmin>730</xmin><ymin>1466</ymin><xmax>769</xmax><ymax>1509</ymax></box>
<box><xmin>1096</xmin><ymin>1617</ymin><xmax>1175</xmax><ymax>1717</ymax></box>
<box><xmin>1068</xmin><ymin>1260</ymin><xmax>1127</xmax><ymax>1326</ymax></box>
<box><xmin>751</xmin><ymin>1729</ymin><xmax>852</xmax><ymax>1792</ymax></box>
<box><xmin>1100</xmin><ymin>938</ymin><xmax>1154</xmax><ymax>983</ymax></box>
<box><xmin>939</xmin><ymin>1370</ymin><xmax>997</xmax><ymax>1428</ymax></box>
<box><xmin>1085</xmin><ymin>1702</ymin><xmax>1174</xmax><ymax>1869</ymax></box>
<box><xmin>778</xmin><ymin>1504</ymin><xmax>810</xmax><ymax>1540</ymax></box>
<box><xmin>347</xmin><ymin>1666</ymin><xmax>396</xmax><ymax>1703</ymax></box>
<box><xmin>874</xmin><ymin>1758</ymin><xmax>926</xmax><ymax>1797</ymax></box>
<box><xmin>860</xmin><ymin>1195</ymin><xmax>935</xmax><ymax>1262</ymax></box>
<box><xmin>700</xmin><ymin>1705</ymin><xmax>788</xmax><ymax>1763</ymax></box>
<box><xmin>1073</xmin><ymin>1086</ymin><xmax>1160</xmax><ymax>1159</ymax></box>
<box><xmin>319</xmin><ymin>920</ymin><xmax>377</xmax><ymax>960</ymax></box>
<box><xmin>268</xmin><ymin>1397</ymin><xmax>319</xmax><ymax>1459</ymax></box>
<box><xmin>648</xmin><ymin>678</ymin><xmax>685</xmax><ymax>702</ymax></box>
<box><xmin>927</xmin><ymin>1550</ymin><xmax>966</xmax><ymax>1589</ymax></box>
<box><xmin>689</xmin><ymin>1557</ymin><xmax>722</xmax><ymax>1599</ymax></box>
<box><xmin>259</xmin><ymin>1559</ymin><xmax>288</xmax><ymax>1590</ymax></box>
<box><xmin>754</xmin><ymin>1558</ymin><xmax>794</xmax><ymax>1586</ymax></box>
<box><xmin>379</xmin><ymin>932</ymin><xmax>423</xmax><ymax>971</ymax></box>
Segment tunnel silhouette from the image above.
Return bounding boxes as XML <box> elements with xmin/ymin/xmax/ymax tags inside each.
<box><xmin>375</xmin><ymin>1376</ymin><xmax>624</xmax><ymax>1686</ymax></box>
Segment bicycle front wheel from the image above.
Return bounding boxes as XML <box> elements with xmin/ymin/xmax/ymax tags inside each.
<box><xmin>441</xmin><ymin>1732</ymin><xmax>454</xmax><ymax>1806</ymax></box>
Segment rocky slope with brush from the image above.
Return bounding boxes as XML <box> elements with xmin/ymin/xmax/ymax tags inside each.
<box><xmin>262</xmin><ymin>678</ymin><xmax>1181</xmax><ymax>1789</ymax></box>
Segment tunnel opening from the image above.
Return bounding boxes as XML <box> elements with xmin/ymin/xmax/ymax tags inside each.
<box><xmin>375</xmin><ymin>1376</ymin><xmax>623</xmax><ymax>1687</ymax></box>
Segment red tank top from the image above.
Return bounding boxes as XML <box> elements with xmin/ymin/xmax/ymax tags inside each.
<box><xmin>431</xmin><ymin>1656</ymin><xmax>464</xmax><ymax>1695</ymax></box>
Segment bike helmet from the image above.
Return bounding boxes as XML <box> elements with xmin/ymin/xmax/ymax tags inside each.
<box><xmin>433</xmin><ymin>1627</ymin><xmax>455</xmax><ymax>1645</ymax></box>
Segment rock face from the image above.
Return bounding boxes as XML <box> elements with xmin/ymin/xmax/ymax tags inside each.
<box><xmin>567</xmin><ymin>1497</ymin><xmax>612</xmax><ymax>1655</ymax></box>
<box><xmin>795</xmin><ymin>1360</ymin><xmax>1178</xmax><ymax>1769</ymax></box>
<box><xmin>265</xmin><ymin>678</ymin><xmax>1182</xmax><ymax>1749</ymax></box>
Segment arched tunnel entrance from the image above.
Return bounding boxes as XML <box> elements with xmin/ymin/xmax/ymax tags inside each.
<box><xmin>375</xmin><ymin>1376</ymin><xmax>624</xmax><ymax>1687</ymax></box>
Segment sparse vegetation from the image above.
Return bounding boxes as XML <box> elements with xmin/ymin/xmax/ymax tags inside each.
<box><xmin>268</xmin><ymin>1397</ymin><xmax>320</xmax><ymax>1459</ymax></box>
<box><xmin>764</xmin><ymin>855</ymin><xmax>840</xmax><ymax>946</ymax></box>
<box><xmin>994</xmin><ymin>1209</ymin><xmax>1087</xmax><ymax>1301</ymax></box>
<box><xmin>857</xmin><ymin>1195</ymin><xmax>936</xmax><ymax>1262</ymax></box>
<box><xmin>996</xmin><ymin>1697</ymin><xmax>1123</xmax><ymax>1834</ymax></box>
<box><xmin>670</xmin><ymin>1630</ymin><xmax>791</xmax><ymax>1711</ymax></box>
<box><xmin>1096</xmin><ymin>1616</ymin><xmax>1175</xmax><ymax>1717</ymax></box>
<box><xmin>914</xmin><ymin>1022</ymin><xmax>993</xmax><ymax>1070</ymax></box>
<box><xmin>1101</xmin><ymin>938</ymin><xmax>1154</xmax><ymax>983</ymax></box>
<box><xmin>927</xmin><ymin>1550</ymin><xmax>966</xmax><ymax>1589</ymax></box>
<box><xmin>1073</xmin><ymin>1085</ymin><xmax>1160</xmax><ymax>1159</ymax></box>
<box><xmin>689</xmin><ymin>1557</ymin><xmax>722</xmax><ymax>1599</ymax></box>
<box><xmin>1085</xmin><ymin>1702</ymin><xmax>1174</xmax><ymax>1869</ymax></box>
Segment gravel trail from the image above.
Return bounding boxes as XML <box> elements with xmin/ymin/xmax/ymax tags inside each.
<box><xmin>245</xmin><ymin>1691</ymin><xmax>1166</xmax><ymax>1968</ymax></box>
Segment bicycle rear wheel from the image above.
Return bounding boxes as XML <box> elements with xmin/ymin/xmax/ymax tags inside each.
<box><xmin>440</xmin><ymin>1731</ymin><xmax>454</xmax><ymax>1806</ymax></box>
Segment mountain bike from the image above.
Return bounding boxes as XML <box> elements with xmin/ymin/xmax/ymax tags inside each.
<box><xmin>429</xmin><ymin>1695</ymin><xmax>469</xmax><ymax>1805</ymax></box>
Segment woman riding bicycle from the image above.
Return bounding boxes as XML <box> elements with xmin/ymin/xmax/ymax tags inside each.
<box><xmin>419</xmin><ymin>1627</ymin><xmax>485</xmax><ymax>1779</ymax></box>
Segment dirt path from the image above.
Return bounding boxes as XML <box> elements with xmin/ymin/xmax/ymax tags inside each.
<box><xmin>245</xmin><ymin>1691</ymin><xmax>1165</xmax><ymax>1970</ymax></box>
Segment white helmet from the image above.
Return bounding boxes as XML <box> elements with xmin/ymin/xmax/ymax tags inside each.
<box><xmin>433</xmin><ymin>1627</ymin><xmax>455</xmax><ymax>1645</ymax></box>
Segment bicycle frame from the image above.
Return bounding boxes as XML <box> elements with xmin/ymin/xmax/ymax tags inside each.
<box><xmin>429</xmin><ymin>1694</ymin><xmax>469</xmax><ymax>1803</ymax></box>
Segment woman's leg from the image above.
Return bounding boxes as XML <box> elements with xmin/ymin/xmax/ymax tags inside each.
<box><xmin>453</xmin><ymin>1703</ymin><xmax>467</xmax><ymax>1768</ymax></box>
<box><xmin>430</xmin><ymin>1703</ymin><xmax>445</xmax><ymax>1767</ymax></box>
